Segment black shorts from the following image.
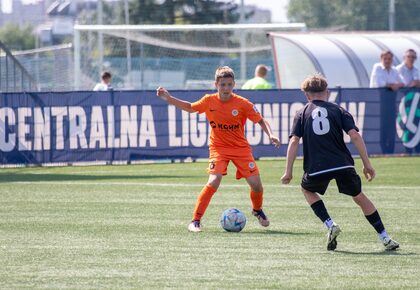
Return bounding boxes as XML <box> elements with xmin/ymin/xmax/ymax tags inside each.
<box><xmin>301</xmin><ymin>168</ymin><xmax>362</xmax><ymax>196</ymax></box>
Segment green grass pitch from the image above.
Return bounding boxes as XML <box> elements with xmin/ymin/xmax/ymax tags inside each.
<box><xmin>1</xmin><ymin>156</ymin><xmax>419</xmax><ymax>289</ymax></box>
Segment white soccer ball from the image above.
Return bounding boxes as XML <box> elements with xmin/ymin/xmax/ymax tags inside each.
<box><xmin>220</xmin><ymin>208</ymin><xmax>247</xmax><ymax>232</ymax></box>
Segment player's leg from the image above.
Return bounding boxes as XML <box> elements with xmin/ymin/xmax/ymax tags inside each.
<box><xmin>352</xmin><ymin>192</ymin><xmax>399</xmax><ymax>250</ymax></box>
<box><xmin>302</xmin><ymin>173</ymin><xmax>341</xmax><ymax>251</ymax></box>
<box><xmin>336</xmin><ymin>168</ymin><xmax>399</xmax><ymax>250</ymax></box>
<box><xmin>302</xmin><ymin>188</ymin><xmax>341</xmax><ymax>251</ymax></box>
<box><xmin>302</xmin><ymin>173</ymin><xmax>335</xmax><ymax>229</ymax></box>
<box><xmin>188</xmin><ymin>158</ymin><xmax>228</xmax><ymax>232</ymax></box>
<box><xmin>245</xmin><ymin>174</ymin><xmax>270</xmax><ymax>227</ymax></box>
<box><xmin>193</xmin><ymin>173</ymin><xmax>223</xmax><ymax>220</ymax></box>
<box><xmin>232</xmin><ymin>158</ymin><xmax>269</xmax><ymax>227</ymax></box>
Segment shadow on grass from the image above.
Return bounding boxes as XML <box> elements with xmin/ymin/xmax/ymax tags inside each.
<box><xmin>0</xmin><ymin>173</ymin><xmax>191</xmax><ymax>183</ymax></box>
<box><xmin>241</xmin><ymin>229</ymin><xmax>312</xmax><ymax>236</ymax></box>
<box><xmin>335</xmin><ymin>250</ymin><xmax>417</xmax><ymax>256</ymax></box>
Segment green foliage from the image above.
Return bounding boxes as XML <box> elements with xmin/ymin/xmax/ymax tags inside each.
<box><xmin>288</xmin><ymin>0</ymin><xmax>420</xmax><ymax>31</ymax></box>
<box><xmin>127</xmin><ymin>0</ymin><xmax>240</xmax><ymax>25</ymax></box>
<box><xmin>0</xmin><ymin>23</ymin><xmax>35</xmax><ymax>50</ymax></box>
<box><xmin>0</xmin><ymin>157</ymin><xmax>419</xmax><ymax>288</ymax></box>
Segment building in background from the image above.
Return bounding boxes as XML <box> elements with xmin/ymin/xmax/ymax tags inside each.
<box><xmin>0</xmin><ymin>0</ymin><xmax>48</xmax><ymax>28</ymax></box>
<box><xmin>0</xmin><ymin>0</ymin><xmax>119</xmax><ymax>45</ymax></box>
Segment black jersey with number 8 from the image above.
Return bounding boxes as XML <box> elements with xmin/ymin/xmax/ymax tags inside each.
<box><xmin>290</xmin><ymin>100</ymin><xmax>359</xmax><ymax>176</ymax></box>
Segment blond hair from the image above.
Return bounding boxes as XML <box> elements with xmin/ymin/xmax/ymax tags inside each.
<box><xmin>215</xmin><ymin>66</ymin><xmax>235</xmax><ymax>81</ymax></box>
<box><xmin>301</xmin><ymin>73</ymin><xmax>328</xmax><ymax>93</ymax></box>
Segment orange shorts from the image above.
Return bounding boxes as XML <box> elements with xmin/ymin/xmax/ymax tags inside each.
<box><xmin>207</xmin><ymin>155</ymin><xmax>259</xmax><ymax>179</ymax></box>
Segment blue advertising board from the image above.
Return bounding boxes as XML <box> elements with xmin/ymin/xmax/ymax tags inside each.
<box><xmin>0</xmin><ymin>88</ymin><xmax>419</xmax><ymax>165</ymax></box>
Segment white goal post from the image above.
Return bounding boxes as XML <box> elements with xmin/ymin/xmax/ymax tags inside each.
<box><xmin>73</xmin><ymin>23</ymin><xmax>306</xmax><ymax>90</ymax></box>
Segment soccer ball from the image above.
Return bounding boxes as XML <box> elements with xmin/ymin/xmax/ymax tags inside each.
<box><xmin>220</xmin><ymin>208</ymin><xmax>246</xmax><ymax>232</ymax></box>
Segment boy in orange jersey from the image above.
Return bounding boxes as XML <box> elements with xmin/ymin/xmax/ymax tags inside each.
<box><xmin>156</xmin><ymin>66</ymin><xmax>280</xmax><ymax>232</ymax></box>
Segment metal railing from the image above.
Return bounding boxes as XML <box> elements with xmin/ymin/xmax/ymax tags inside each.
<box><xmin>0</xmin><ymin>41</ymin><xmax>38</xmax><ymax>92</ymax></box>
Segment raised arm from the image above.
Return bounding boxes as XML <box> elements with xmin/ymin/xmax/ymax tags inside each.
<box><xmin>348</xmin><ymin>129</ymin><xmax>376</xmax><ymax>181</ymax></box>
<box><xmin>281</xmin><ymin>135</ymin><xmax>300</xmax><ymax>184</ymax></box>
<box><xmin>156</xmin><ymin>87</ymin><xmax>196</xmax><ymax>113</ymax></box>
<box><xmin>258</xmin><ymin>118</ymin><xmax>280</xmax><ymax>147</ymax></box>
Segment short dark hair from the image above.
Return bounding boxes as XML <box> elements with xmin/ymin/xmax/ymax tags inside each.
<box><xmin>405</xmin><ymin>48</ymin><xmax>417</xmax><ymax>58</ymax></box>
<box><xmin>214</xmin><ymin>66</ymin><xmax>235</xmax><ymax>81</ymax></box>
<box><xmin>101</xmin><ymin>71</ymin><xmax>112</xmax><ymax>80</ymax></box>
<box><xmin>380</xmin><ymin>50</ymin><xmax>393</xmax><ymax>58</ymax></box>
<box><xmin>301</xmin><ymin>73</ymin><xmax>328</xmax><ymax>93</ymax></box>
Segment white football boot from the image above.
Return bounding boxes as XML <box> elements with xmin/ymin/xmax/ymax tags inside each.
<box><xmin>382</xmin><ymin>237</ymin><xmax>400</xmax><ymax>251</ymax></box>
<box><xmin>188</xmin><ymin>220</ymin><xmax>202</xmax><ymax>232</ymax></box>
<box><xmin>327</xmin><ymin>223</ymin><xmax>341</xmax><ymax>251</ymax></box>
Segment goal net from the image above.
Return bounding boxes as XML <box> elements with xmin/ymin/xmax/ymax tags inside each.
<box><xmin>74</xmin><ymin>23</ymin><xmax>305</xmax><ymax>90</ymax></box>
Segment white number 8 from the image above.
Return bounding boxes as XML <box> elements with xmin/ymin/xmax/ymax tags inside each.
<box><xmin>311</xmin><ymin>107</ymin><xmax>330</xmax><ymax>135</ymax></box>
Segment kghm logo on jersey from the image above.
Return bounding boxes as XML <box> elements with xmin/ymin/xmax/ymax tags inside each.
<box><xmin>396</xmin><ymin>91</ymin><xmax>420</xmax><ymax>148</ymax></box>
<box><xmin>209</xmin><ymin>120</ymin><xmax>240</xmax><ymax>131</ymax></box>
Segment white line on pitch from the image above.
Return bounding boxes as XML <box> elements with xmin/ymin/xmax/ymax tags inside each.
<box><xmin>2</xmin><ymin>181</ymin><xmax>419</xmax><ymax>190</ymax></box>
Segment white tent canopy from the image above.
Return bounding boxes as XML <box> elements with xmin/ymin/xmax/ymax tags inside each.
<box><xmin>269</xmin><ymin>33</ymin><xmax>420</xmax><ymax>88</ymax></box>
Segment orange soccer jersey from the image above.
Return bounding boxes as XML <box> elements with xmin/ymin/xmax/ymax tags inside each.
<box><xmin>191</xmin><ymin>93</ymin><xmax>262</xmax><ymax>157</ymax></box>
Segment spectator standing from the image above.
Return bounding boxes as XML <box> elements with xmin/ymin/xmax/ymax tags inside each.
<box><xmin>369</xmin><ymin>50</ymin><xmax>403</xmax><ymax>90</ymax></box>
<box><xmin>369</xmin><ymin>51</ymin><xmax>403</xmax><ymax>154</ymax></box>
<box><xmin>396</xmin><ymin>49</ymin><xmax>419</xmax><ymax>88</ymax></box>
<box><xmin>93</xmin><ymin>71</ymin><xmax>113</xmax><ymax>91</ymax></box>
<box><xmin>241</xmin><ymin>64</ymin><xmax>272</xmax><ymax>90</ymax></box>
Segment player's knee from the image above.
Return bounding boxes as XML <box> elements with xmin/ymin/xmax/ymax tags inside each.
<box><xmin>352</xmin><ymin>192</ymin><xmax>368</xmax><ymax>205</ymax></box>
<box><xmin>207</xmin><ymin>174</ymin><xmax>222</xmax><ymax>189</ymax></box>
<box><xmin>207</xmin><ymin>180</ymin><xmax>220</xmax><ymax>190</ymax></box>
<box><xmin>302</xmin><ymin>188</ymin><xmax>314</xmax><ymax>196</ymax></box>
<box><xmin>352</xmin><ymin>192</ymin><xmax>364</xmax><ymax>201</ymax></box>
<box><xmin>207</xmin><ymin>182</ymin><xmax>219</xmax><ymax>190</ymax></box>
<box><xmin>251</xmin><ymin>184</ymin><xmax>263</xmax><ymax>192</ymax></box>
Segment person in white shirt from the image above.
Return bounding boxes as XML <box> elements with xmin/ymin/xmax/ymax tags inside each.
<box><xmin>369</xmin><ymin>50</ymin><xmax>403</xmax><ymax>90</ymax></box>
<box><xmin>396</xmin><ymin>49</ymin><xmax>419</xmax><ymax>88</ymax></box>
<box><xmin>369</xmin><ymin>51</ymin><xmax>403</xmax><ymax>154</ymax></box>
<box><xmin>93</xmin><ymin>71</ymin><xmax>113</xmax><ymax>91</ymax></box>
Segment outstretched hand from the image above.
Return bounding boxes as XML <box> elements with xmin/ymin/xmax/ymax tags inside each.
<box><xmin>156</xmin><ymin>87</ymin><xmax>171</xmax><ymax>101</ymax></box>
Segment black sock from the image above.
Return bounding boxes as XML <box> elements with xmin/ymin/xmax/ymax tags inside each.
<box><xmin>310</xmin><ymin>200</ymin><xmax>331</xmax><ymax>223</ymax></box>
<box><xmin>365</xmin><ymin>210</ymin><xmax>385</xmax><ymax>234</ymax></box>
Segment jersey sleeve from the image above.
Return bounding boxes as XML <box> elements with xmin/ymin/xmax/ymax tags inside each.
<box><xmin>191</xmin><ymin>95</ymin><xmax>210</xmax><ymax>114</ymax></box>
<box><xmin>290</xmin><ymin>111</ymin><xmax>303</xmax><ymax>138</ymax></box>
<box><xmin>341</xmin><ymin>108</ymin><xmax>359</xmax><ymax>133</ymax></box>
<box><xmin>245</xmin><ymin>101</ymin><xmax>263</xmax><ymax>123</ymax></box>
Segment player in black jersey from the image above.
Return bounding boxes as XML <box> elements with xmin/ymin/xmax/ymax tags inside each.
<box><xmin>281</xmin><ymin>74</ymin><xmax>399</xmax><ymax>251</ymax></box>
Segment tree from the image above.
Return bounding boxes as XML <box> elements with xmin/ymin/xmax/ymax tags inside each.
<box><xmin>127</xmin><ymin>0</ymin><xmax>241</xmax><ymax>25</ymax></box>
<box><xmin>288</xmin><ymin>0</ymin><xmax>420</xmax><ymax>31</ymax></box>
<box><xmin>0</xmin><ymin>23</ymin><xmax>35</xmax><ymax>51</ymax></box>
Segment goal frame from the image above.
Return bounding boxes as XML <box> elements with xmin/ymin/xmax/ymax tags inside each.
<box><xmin>73</xmin><ymin>23</ymin><xmax>306</xmax><ymax>90</ymax></box>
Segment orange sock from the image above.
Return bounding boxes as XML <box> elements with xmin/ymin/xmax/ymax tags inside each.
<box><xmin>250</xmin><ymin>190</ymin><xmax>263</xmax><ymax>210</ymax></box>
<box><xmin>192</xmin><ymin>184</ymin><xmax>217</xmax><ymax>221</ymax></box>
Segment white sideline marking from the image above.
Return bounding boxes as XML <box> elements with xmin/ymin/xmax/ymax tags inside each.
<box><xmin>3</xmin><ymin>181</ymin><xmax>420</xmax><ymax>190</ymax></box>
